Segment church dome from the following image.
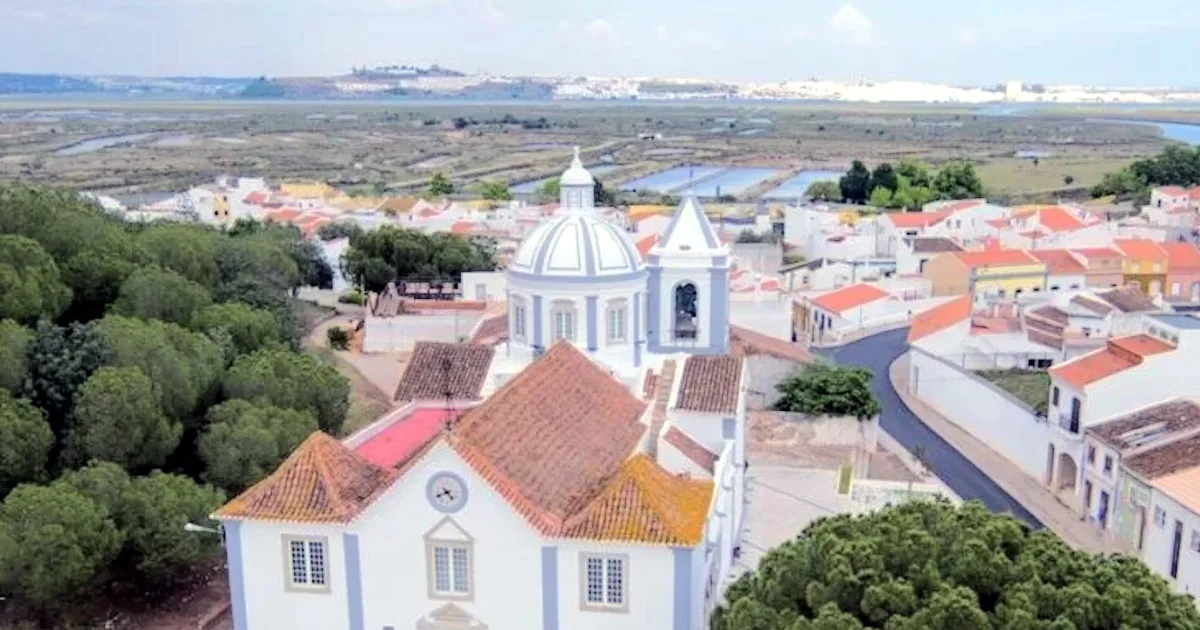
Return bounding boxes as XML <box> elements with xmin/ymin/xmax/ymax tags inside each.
<box><xmin>510</xmin><ymin>214</ymin><xmax>643</xmax><ymax>278</ymax></box>
<box><xmin>559</xmin><ymin>147</ymin><xmax>595</xmax><ymax>188</ymax></box>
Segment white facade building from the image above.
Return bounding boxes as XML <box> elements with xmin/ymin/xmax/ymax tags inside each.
<box><xmin>215</xmin><ymin>152</ymin><xmax>750</xmax><ymax>630</ymax></box>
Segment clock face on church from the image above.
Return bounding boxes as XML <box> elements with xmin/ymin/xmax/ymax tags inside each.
<box><xmin>426</xmin><ymin>472</ymin><xmax>468</xmax><ymax>513</ymax></box>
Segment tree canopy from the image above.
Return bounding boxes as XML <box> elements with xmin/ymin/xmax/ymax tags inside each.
<box><xmin>0</xmin><ymin>319</ymin><xmax>32</xmax><ymax>393</ymax></box>
<box><xmin>537</xmin><ymin>177</ymin><xmax>561</xmax><ymax>204</ymax></box>
<box><xmin>805</xmin><ymin>181</ymin><xmax>843</xmax><ymax>202</ymax></box>
<box><xmin>1093</xmin><ymin>145</ymin><xmax>1200</xmax><ymax>204</ymax></box>
<box><xmin>0</xmin><ymin>391</ymin><xmax>53</xmax><ymax>496</ymax></box>
<box><xmin>932</xmin><ymin>161</ymin><xmax>986</xmax><ymax>200</ymax></box>
<box><xmin>22</xmin><ymin>320</ymin><xmax>112</xmax><ymax>436</ymax></box>
<box><xmin>840</xmin><ymin>160</ymin><xmax>983</xmax><ymax>211</ymax></box>
<box><xmin>715</xmin><ymin>501</ymin><xmax>1200</xmax><ymax>630</ymax></box>
<box><xmin>112</xmin><ymin>265</ymin><xmax>213</xmax><ymax>326</ymax></box>
<box><xmin>428</xmin><ymin>172</ymin><xmax>455</xmax><ymax>197</ymax></box>
<box><xmin>839</xmin><ymin>161</ymin><xmax>872</xmax><ymax>205</ymax></box>
<box><xmin>0</xmin><ymin>235</ymin><xmax>72</xmax><ymax>324</ymax></box>
<box><xmin>774</xmin><ymin>363</ymin><xmax>881</xmax><ymax>420</ymax></box>
<box><xmin>191</xmin><ymin>302</ymin><xmax>284</xmax><ymax>358</ymax></box>
<box><xmin>199</xmin><ymin>399</ymin><xmax>318</xmax><ymax>492</ymax></box>
<box><xmin>340</xmin><ymin>225</ymin><xmax>496</xmax><ymax>291</ymax></box>
<box><xmin>223</xmin><ymin>349</ymin><xmax>350</xmax><ymax>435</ymax></box>
<box><xmin>476</xmin><ymin>179</ymin><xmax>512</xmax><ymax>201</ymax></box>
<box><xmin>64</xmin><ymin>366</ymin><xmax>182</xmax><ymax>472</ymax></box>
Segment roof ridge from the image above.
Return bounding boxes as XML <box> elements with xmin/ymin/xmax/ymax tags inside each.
<box><xmin>309</xmin><ymin>436</ymin><xmax>351</xmax><ymax>519</ymax></box>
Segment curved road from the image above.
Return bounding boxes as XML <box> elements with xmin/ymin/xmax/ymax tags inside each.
<box><xmin>821</xmin><ymin>328</ymin><xmax>1043</xmax><ymax>527</ymax></box>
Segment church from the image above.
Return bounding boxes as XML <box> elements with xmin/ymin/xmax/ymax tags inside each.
<box><xmin>212</xmin><ymin>152</ymin><xmax>749</xmax><ymax>630</ymax></box>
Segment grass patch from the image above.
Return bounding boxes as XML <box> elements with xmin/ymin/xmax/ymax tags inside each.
<box><xmin>977</xmin><ymin>156</ymin><xmax>1133</xmax><ymax>197</ymax></box>
<box><xmin>307</xmin><ymin>345</ymin><xmax>394</xmax><ymax>437</ymax></box>
<box><xmin>976</xmin><ymin>369</ymin><xmax>1051</xmax><ymax>415</ymax></box>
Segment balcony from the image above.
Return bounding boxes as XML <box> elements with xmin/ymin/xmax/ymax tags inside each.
<box><xmin>1057</xmin><ymin>411</ymin><xmax>1081</xmax><ymax>437</ymax></box>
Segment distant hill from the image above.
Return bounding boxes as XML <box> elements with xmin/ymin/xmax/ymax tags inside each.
<box><xmin>0</xmin><ymin>73</ymin><xmax>103</xmax><ymax>94</ymax></box>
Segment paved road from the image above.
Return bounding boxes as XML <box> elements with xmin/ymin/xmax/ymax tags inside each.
<box><xmin>820</xmin><ymin>329</ymin><xmax>1043</xmax><ymax>527</ymax></box>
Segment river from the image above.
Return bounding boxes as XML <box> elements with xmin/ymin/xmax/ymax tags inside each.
<box><xmin>974</xmin><ymin>103</ymin><xmax>1200</xmax><ymax>145</ymax></box>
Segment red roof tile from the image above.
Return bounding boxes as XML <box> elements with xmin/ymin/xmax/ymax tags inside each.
<box><xmin>1163</xmin><ymin>242</ymin><xmax>1200</xmax><ymax>270</ymax></box>
<box><xmin>215</xmin><ymin>432</ymin><xmax>398</xmax><ymax>522</ymax></box>
<box><xmin>675</xmin><ymin>355</ymin><xmax>744</xmax><ymax>414</ymax></box>
<box><xmin>636</xmin><ymin>234</ymin><xmax>659</xmax><ymax>259</ymax></box>
<box><xmin>449</xmin><ymin>342</ymin><xmax>649</xmax><ymax>533</ymax></box>
<box><xmin>886</xmin><ymin>211</ymin><xmax>949</xmax><ymax>229</ymax></box>
<box><xmin>1050</xmin><ymin>334</ymin><xmax>1174</xmax><ymax>389</ymax></box>
<box><xmin>729</xmin><ymin>325</ymin><xmax>813</xmax><ymax>363</ymax></box>
<box><xmin>955</xmin><ymin>249</ymin><xmax>1038</xmax><ymax>267</ymax></box>
<box><xmin>1029</xmin><ymin>249</ymin><xmax>1086</xmax><ymax>275</ymax></box>
<box><xmin>1114</xmin><ymin>239</ymin><xmax>1167</xmax><ymax>261</ymax></box>
<box><xmin>354</xmin><ymin>408</ymin><xmax>454</xmax><ymax>469</ymax></box>
<box><xmin>907</xmin><ymin>295</ymin><xmax>972</xmax><ymax>343</ymax></box>
<box><xmin>393</xmin><ymin>342</ymin><xmax>495</xmax><ymax>402</ymax></box>
<box><xmin>1037</xmin><ymin>207</ymin><xmax>1085</xmax><ymax>232</ymax></box>
<box><xmin>468</xmin><ymin>312</ymin><xmax>509</xmax><ymax>346</ymax></box>
<box><xmin>1159</xmin><ymin>186</ymin><xmax>1188</xmax><ymax>196</ymax></box>
<box><xmin>938</xmin><ymin>199</ymin><xmax>987</xmax><ymax>214</ymax></box>
<box><xmin>810</xmin><ymin>283</ymin><xmax>891</xmax><ymax>315</ymax></box>
<box><xmin>449</xmin><ymin>220</ymin><xmax>474</xmax><ymax>234</ymax></box>
<box><xmin>663</xmin><ymin>427</ymin><xmax>717</xmax><ymax>473</ymax></box>
<box><xmin>1071</xmin><ymin>247</ymin><xmax>1122</xmax><ymax>260</ymax></box>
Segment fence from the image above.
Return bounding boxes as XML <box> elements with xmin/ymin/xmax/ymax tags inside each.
<box><xmin>933</xmin><ymin>351</ymin><xmax>1060</xmax><ymax>372</ymax></box>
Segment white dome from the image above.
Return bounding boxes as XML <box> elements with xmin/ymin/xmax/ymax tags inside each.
<box><xmin>510</xmin><ymin>215</ymin><xmax>642</xmax><ymax>278</ymax></box>
<box><xmin>560</xmin><ymin>146</ymin><xmax>595</xmax><ymax>188</ymax></box>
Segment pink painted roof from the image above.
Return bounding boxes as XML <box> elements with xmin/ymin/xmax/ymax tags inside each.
<box><xmin>354</xmin><ymin>408</ymin><xmax>455</xmax><ymax>468</ymax></box>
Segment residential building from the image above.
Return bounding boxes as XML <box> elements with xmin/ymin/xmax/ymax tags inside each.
<box><xmin>908</xmin><ymin>294</ymin><xmax>1059</xmax><ymax>370</ymax></box>
<box><xmin>1046</xmin><ymin>314</ymin><xmax>1200</xmax><ymax>506</ymax></box>
<box><xmin>1162</xmin><ymin>242</ymin><xmax>1200</xmax><ymax>305</ymax></box>
<box><xmin>1113</xmin><ymin>239</ymin><xmax>1168</xmax><ymax>296</ymax></box>
<box><xmin>894</xmin><ymin>237</ymin><xmax>963</xmax><ymax>276</ymax></box>
<box><xmin>1083</xmin><ymin>400</ymin><xmax>1200</xmax><ymax>542</ymax></box>
<box><xmin>1143</xmin><ymin>462</ymin><xmax>1200</xmax><ymax>596</ymax></box>
<box><xmin>923</xmin><ymin>249</ymin><xmax>1047</xmax><ymax>298</ymax></box>
<box><xmin>1029</xmin><ymin>250</ymin><xmax>1087</xmax><ymax>292</ymax></box>
<box><xmin>1071</xmin><ymin>247</ymin><xmax>1125</xmax><ymax>289</ymax></box>
<box><xmin>795</xmin><ymin>283</ymin><xmax>905</xmax><ymax>344</ymax></box>
<box><xmin>922</xmin><ymin>199</ymin><xmax>1009</xmax><ymax>245</ymax></box>
<box><xmin>878</xmin><ymin>211</ymin><xmax>949</xmax><ymax>257</ymax></box>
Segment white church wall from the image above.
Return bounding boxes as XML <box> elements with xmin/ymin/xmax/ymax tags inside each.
<box><xmin>355</xmin><ymin>443</ymin><xmax>546</xmax><ymax>630</ymax></box>
<box><xmin>462</xmin><ymin>271</ymin><xmax>507</xmax><ymax>302</ymax></box>
<box><xmin>239</xmin><ymin>520</ymin><xmax>351</xmax><ymax>630</ymax></box>
<box><xmin>556</xmin><ymin>540</ymin><xmax>677</xmax><ymax>630</ymax></box>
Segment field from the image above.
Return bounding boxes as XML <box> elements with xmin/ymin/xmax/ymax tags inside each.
<box><xmin>976</xmin><ymin>369</ymin><xmax>1051</xmax><ymax>415</ymax></box>
<box><xmin>0</xmin><ymin>99</ymin><xmax>1178</xmax><ymax>201</ymax></box>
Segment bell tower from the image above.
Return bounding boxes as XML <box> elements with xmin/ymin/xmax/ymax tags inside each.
<box><xmin>646</xmin><ymin>195</ymin><xmax>730</xmax><ymax>354</ymax></box>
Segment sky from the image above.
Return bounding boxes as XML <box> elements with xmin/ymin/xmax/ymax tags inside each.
<box><xmin>1</xmin><ymin>0</ymin><xmax>1199</xmax><ymax>87</ymax></box>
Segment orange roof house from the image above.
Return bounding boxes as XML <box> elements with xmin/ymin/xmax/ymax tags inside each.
<box><xmin>1050</xmin><ymin>334</ymin><xmax>1175</xmax><ymax>390</ymax></box>
<box><xmin>908</xmin><ymin>295</ymin><xmax>972</xmax><ymax>344</ymax></box>
<box><xmin>809</xmin><ymin>283</ymin><xmax>891</xmax><ymax>316</ymax></box>
<box><xmin>923</xmin><ymin>248</ymin><xmax>1046</xmax><ymax>297</ymax></box>
<box><xmin>884</xmin><ymin>211</ymin><xmax>949</xmax><ymax>230</ymax></box>
<box><xmin>1029</xmin><ymin>250</ymin><xmax>1087</xmax><ymax>276</ymax></box>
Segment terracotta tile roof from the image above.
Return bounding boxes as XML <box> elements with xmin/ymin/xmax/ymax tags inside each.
<box><xmin>1114</xmin><ymin>239</ymin><xmax>1167</xmax><ymax>261</ymax></box>
<box><xmin>1087</xmin><ymin>399</ymin><xmax>1200</xmax><ymax>451</ymax></box>
<box><xmin>1128</xmin><ymin>435</ymin><xmax>1200</xmax><ymax>480</ymax></box>
<box><xmin>1097</xmin><ymin>286</ymin><xmax>1158</xmax><ymax>313</ymax></box>
<box><xmin>1050</xmin><ymin>334</ymin><xmax>1174</xmax><ymax>389</ymax></box>
<box><xmin>468</xmin><ymin>312</ymin><xmax>509</xmax><ymax>346</ymax></box>
<box><xmin>1070</xmin><ymin>294</ymin><xmax>1114</xmax><ymax>315</ymax></box>
<box><xmin>214</xmin><ymin>432</ymin><xmax>398</xmax><ymax>522</ymax></box>
<box><xmin>243</xmin><ymin>191</ymin><xmax>269</xmax><ymax>205</ymax></box>
<box><xmin>986</xmin><ymin>218</ymin><xmax>1010</xmax><ymax>229</ymax></box>
<box><xmin>810</xmin><ymin>283</ymin><xmax>891</xmax><ymax>315</ymax></box>
<box><xmin>449</xmin><ymin>220</ymin><xmax>475</xmax><ymax>235</ymax></box>
<box><xmin>663</xmin><ymin>427</ymin><xmax>717</xmax><ymax>473</ymax></box>
<box><xmin>268</xmin><ymin>208</ymin><xmax>302</xmax><ymax>223</ymax></box>
<box><xmin>937</xmin><ymin>199</ymin><xmax>987</xmax><ymax>214</ymax></box>
<box><xmin>355</xmin><ymin>408</ymin><xmax>454</xmax><ymax>469</ymax></box>
<box><xmin>449</xmin><ymin>342</ymin><xmax>649</xmax><ymax>534</ymax></box>
<box><xmin>1038</xmin><ymin>207</ymin><xmax>1085</xmax><ymax>232</ymax></box>
<box><xmin>559</xmin><ymin>454</ymin><xmax>711</xmax><ymax>545</ymax></box>
<box><xmin>636</xmin><ymin>234</ymin><xmax>659</xmax><ymax>259</ymax></box>
<box><xmin>729</xmin><ymin>325</ymin><xmax>813</xmax><ymax>363</ymax></box>
<box><xmin>378</xmin><ymin>196</ymin><xmax>419</xmax><ymax>214</ymax></box>
<box><xmin>1163</xmin><ymin>242</ymin><xmax>1200</xmax><ymax>270</ymax></box>
<box><xmin>955</xmin><ymin>249</ymin><xmax>1038</xmax><ymax>267</ymax></box>
<box><xmin>1027</xmin><ymin>328</ymin><xmax>1063</xmax><ymax>350</ymax></box>
<box><xmin>393</xmin><ymin>342</ymin><xmax>495</xmax><ymax>402</ymax></box>
<box><xmin>1158</xmin><ymin>186</ymin><xmax>1188</xmax><ymax>196</ymax></box>
<box><xmin>1029</xmin><ymin>250</ymin><xmax>1086</xmax><ymax>275</ymax></box>
<box><xmin>1151</xmin><ymin>465</ymin><xmax>1200</xmax><ymax>513</ymax></box>
<box><xmin>1030</xmin><ymin>305</ymin><xmax>1069</xmax><ymax>325</ymax></box>
<box><xmin>675</xmin><ymin>355</ymin><xmax>744</xmax><ymax>414</ymax></box>
<box><xmin>911</xmin><ymin>237</ymin><xmax>963</xmax><ymax>254</ymax></box>
<box><xmin>907</xmin><ymin>295</ymin><xmax>971</xmax><ymax>343</ymax></box>
<box><xmin>885</xmin><ymin>211</ymin><xmax>948</xmax><ymax>229</ymax></box>
<box><xmin>1072</xmin><ymin>247</ymin><xmax>1122</xmax><ymax>260</ymax></box>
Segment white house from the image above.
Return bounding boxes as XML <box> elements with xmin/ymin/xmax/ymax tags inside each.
<box><xmin>1045</xmin><ymin>313</ymin><xmax>1200</xmax><ymax>508</ymax></box>
<box><xmin>1142</xmin><ymin>462</ymin><xmax>1200</xmax><ymax>597</ymax></box>
<box><xmin>922</xmin><ymin>199</ymin><xmax>1009</xmax><ymax>245</ymax></box>
<box><xmin>895</xmin><ymin>237</ymin><xmax>963</xmax><ymax>276</ymax></box>
<box><xmin>797</xmin><ymin>283</ymin><xmax>906</xmax><ymax>344</ymax></box>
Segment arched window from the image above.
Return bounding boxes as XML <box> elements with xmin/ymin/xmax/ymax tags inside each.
<box><xmin>674</xmin><ymin>283</ymin><xmax>698</xmax><ymax>341</ymax></box>
<box><xmin>606</xmin><ymin>299</ymin><xmax>628</xmax><ymax>344</ymax></box>
<box><xmin>551</xmin><ymin>301</ymin><xmax>576</xmax><ymax>342</ymax></box>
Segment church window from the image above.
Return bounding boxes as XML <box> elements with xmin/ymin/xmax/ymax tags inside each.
<box><xmin>512</xmin><ymin>298</ymin><xmax>527</xmax><ymax>341</ymax></box>
<box><xmin>581</xmin><ymin>553</ymin><xmax>627</xmax><ymax>612</ymax></box>
<box><xmin>283</xmin><ymin>536</ymin><xmax>330</xmax><ymax>593</ymax></box>
<box><xmin>553</xmin><ymin>302</ymin><xmax>576</xmax><ymax>341</ymax></box>
<box><xmin>425</xmin><ymin>517</ymin><xmax>474</xmax><ymax>601</ymax></box>
<box><xmin>606</xmin><ymin>300</ymin><xmax>628</xmax><ymax>344</ymax></box>
<box><xmin>673</xmin><ymin>283</ymin><xmax>699</xmax><ymax>341</ymax></box>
